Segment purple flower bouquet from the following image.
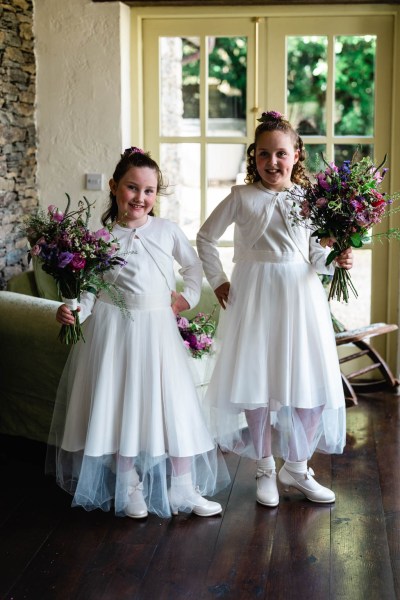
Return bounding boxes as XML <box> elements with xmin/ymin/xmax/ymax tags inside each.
<box><xmin>291</xmin><ymin>154</ymin><xmax>400</xmax><ymax>303</ymax></box>
<box><xmin>176</xmin><ymin>309</ymin><xmax>217</xmax><ymax>359</ymax></box>
<box><xmin>24</xmin><ymin>194</ymin><xmax>127</xmax><ymax>344</ymax></box>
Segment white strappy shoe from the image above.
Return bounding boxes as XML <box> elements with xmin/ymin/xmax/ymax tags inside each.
<box><xmin>278</xmin><ymin>464</ymin><xmax>335</xmax><ymax>503</ymax></box>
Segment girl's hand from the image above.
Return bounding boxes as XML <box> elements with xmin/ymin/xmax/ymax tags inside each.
<box><xmin>336</xmin><ymin>247</ymin><xmax>353</xmax><ymax>270</ymax></box>
<box><xmin>214</xmin><ymin>282</ymin><xmax>230</xmax><ymax>309</ymax></box>
<box><xmin>171</xmin><ymin>291</ymin><xmax>190</xmax><ymax>316</ymax></box>
<box><xmin>56</xmin><ymin>303</ymin><xmax>80</xmax><ymax>325</ymax></box>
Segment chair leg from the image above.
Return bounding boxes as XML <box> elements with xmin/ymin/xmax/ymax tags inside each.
<box><xmin>349</xmin><ymin>340</ymin><xmax>400</xmax><ymax>392</ymax></box>
<box><xmin>341</xmin><ymin>372</ymin><xmax>358</xmax><ymax>406</ymax></box>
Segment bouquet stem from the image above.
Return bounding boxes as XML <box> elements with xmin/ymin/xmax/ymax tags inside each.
<box><xmin>59</xmin><ymin>297</ymin><xmax>85</xmax><ymax>345</ymax></box>
<box><xmin>328</xmin><ymin>267</ymin><xmax>358</xmax><ymax>303</ymax></box>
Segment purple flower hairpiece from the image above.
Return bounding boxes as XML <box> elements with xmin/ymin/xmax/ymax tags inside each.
<box><xmin>257</xmin><ymin>110</ymin><xmax>284</xmax><ymax>123</ymax></box>
<box><xmin>123</xmin><ymin>146</ymin><xmax>145</xmax><ymax>157</ymax></box>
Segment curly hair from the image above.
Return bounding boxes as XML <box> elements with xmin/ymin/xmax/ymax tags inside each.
<box><xmin>101</xmin><ymin>147</ymin><xmax>167</xmax><ymax>226</ymax></box>
<box><xmin>245</xmin><ymin>113</ymin><xmax>308</xmax><ymax>187</ymax></box>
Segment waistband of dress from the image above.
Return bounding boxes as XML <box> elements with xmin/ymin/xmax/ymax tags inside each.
<box><xmin>97</xmin><ymin>290</ymin><xmax>171</xmax><ymax>310</ymax></box>
<box><xmin>238</xmin><ymin>250</ymin><xmax>306</xmax><ymax>264</ymax></box>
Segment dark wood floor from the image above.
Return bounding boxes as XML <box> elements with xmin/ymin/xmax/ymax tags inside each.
<box><xmin>1</xmin><ymin>390</ymin><xmax>400</xmax><ymax>600</ymax></box>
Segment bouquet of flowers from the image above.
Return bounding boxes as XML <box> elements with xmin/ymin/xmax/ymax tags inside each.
<box><xmin>24</xmin><ymin>194</ymin><xmax>127</xmax><ymax>344</ymax></box>
<box><xmin>291</xmin><ymin>154</ymin><xmax>400</xmax><ymax>302</ymax></box>
<box><xmin>176</xmin><ymin>308</ymin><xmax>217</xmax><ymax>359</ymax></box>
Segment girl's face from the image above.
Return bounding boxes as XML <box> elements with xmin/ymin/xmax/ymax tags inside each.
<box><xmin>255</xmin><ymin>130</ymin><xmax>299</xmax><ymax>191</ymax></box>
<box><xmin>109</xmin><ymin>166</ymin><xmax>158</xmax><ymax>228</ymax></box>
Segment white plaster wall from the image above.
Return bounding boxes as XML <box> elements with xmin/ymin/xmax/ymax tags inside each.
<box><xmin>34</xmin><ymin>0</ymin><xmax>131</xmax><ymax>227</ymax></box>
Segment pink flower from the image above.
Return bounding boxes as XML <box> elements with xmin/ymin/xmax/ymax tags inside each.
<box><xmin>95</xmin><ymin>228</ymin><xmax>111</xmax><ymax>242</ymax></box>
<box><xmin>262</xmin><ymin>110</ymin><xmax>282</xmax><ymax>120</ymax></box>
<box><xmin>315</xmin><ymin>197</ymin><xmax>328</xmax><ymax>208</ymax></box>
<box><xmin>107</xmin><ymin>243</ymin><xmax>119</xmax><ymax>255</ymax></box>
<box><xmin>372</xmin><ymin>168</ymin><xmax>386</xmax><ymax>184</ymax></box>
<box><xmin>350</xmin><ymin>199</ymin><xmax>365</xmax><ymax>212</ymax></box>
<box><xmin>30</xmin><ymin>244</ymin><xmax>42</xmax><ymax>256</ymax></box>
<box><xmin>371</xmin><ymin>190</ymin><xmax>385</xmax><ymax>208</ymax></box>
<box><xmin>198</xmin><ymin>334</ymin><xmax>213</xmax><ymax>349</ymax></box>
<box><xmin>70</xmin><ymin>253</ymin><xmax>86</xmax><ymax>270</ymax></box>
<box><xmin>48</xmin><ymin>205</ymin><xmax>64</xmax><ymax>222</ymax></box>
<box><xmin>124</xmin><ymin>146</ymin><xmax>145</xmax><ymax>155</ymax></box>
<box><xmin>177</xmin><ymin>316</ymin><xmax>189</xmax><ymax>329</ymax></box>
<box><xmin>355</xmin><ymin>212</ymin><xmax>371</xmax><ymax>227</ymax></box>
<box><xmin>300</xmin><ymin>200</ymin><xmax>311</xmax><ymax>218</ymax></box>
<box><xmin>317</xmin><ymin>174</ymin><xmax>330</xmax><ymax>191</ymax></box>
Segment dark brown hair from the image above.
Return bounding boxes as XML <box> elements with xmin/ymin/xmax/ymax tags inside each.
<box><xmin>245</xmin><ymin>112</ymin><xmax>308</xmax><ymax>186</ymax></box>
<box><xmin>101</xmin><ymin>148</ymin><xmax>167</xmax><ymax>225</ymax></box>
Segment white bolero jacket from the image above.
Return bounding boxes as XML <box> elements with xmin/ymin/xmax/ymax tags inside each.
<box><xmin>196</xmin><ymin>182</ymin><xmax>334</xmax><ymax>291</ymax></box>
<box><xmin>77</xmin><ymin>217</ymin><xmax>202</xmax><ymax>322</ymax></box>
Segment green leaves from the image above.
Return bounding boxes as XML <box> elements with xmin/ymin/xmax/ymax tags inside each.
<box><xmin>326</xmin><ymin>249</ymin><xmax>339</xmax><ymax>266</ymax></box>
<box><xmin>349</xmin><ymin>232</ymin><xmax>371</xmax><ymax>248</ymax></box>
<box><xmin>349</xmin><ymin>233</ymin><xmax>363</xmax><ymax>247</ymax></box>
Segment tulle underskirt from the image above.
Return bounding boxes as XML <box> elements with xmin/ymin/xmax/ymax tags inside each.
<box><xmin>47</xmin><ymin>294</ymin><xmax>230</xmax><ymax>517</ymax></box>
<box><xmin>201</xmin><ymin>258</ymin><xmax>346</xmax><ymax>461</ymax></box>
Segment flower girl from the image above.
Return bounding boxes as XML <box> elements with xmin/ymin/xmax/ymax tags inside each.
<box><xmin>47</xmin><ymin>147</ymin><xmax>229</xmax><ymax>519</ymax></box>
<box><xmin>197</xmin><ymin>111</ymin><xmax>352</xmax><ymax>507</ymax></box>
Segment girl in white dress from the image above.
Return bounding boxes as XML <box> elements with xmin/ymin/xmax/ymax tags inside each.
<box><xmin>196</xmin><ymin>111</ymin><xmax>353</xmax><ymax>507</ymax></box>
<box><xmin>48</xmin><ymin>147</ymin><xmax>229</xmax><ymax>519</ymax></box>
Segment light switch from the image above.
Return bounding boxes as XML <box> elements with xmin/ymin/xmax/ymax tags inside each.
<box><xmin>86</xmin><ymin>173</ymin><xmax>103</xmax><ymax>191</ymax></box>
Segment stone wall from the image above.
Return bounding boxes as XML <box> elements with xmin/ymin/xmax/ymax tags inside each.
<box><xmin>0</xmin><ymin>0</ymin><xmax>37</xmax><ymax>290</ymax></box>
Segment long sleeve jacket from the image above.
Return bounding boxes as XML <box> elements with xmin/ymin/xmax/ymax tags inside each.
<box><xmin>196</xmin><ymin>182</ymin><xmax>334</xmax><ymax>291</ymax></box>
<box><xmin>78</xmin><ymin>217</ymin><xmax>202</xmax><ymax>322</ymax></box>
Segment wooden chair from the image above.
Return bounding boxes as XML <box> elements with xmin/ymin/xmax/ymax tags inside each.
<box><xmin>335</xmin><ymin>323</ymin><xmax>399</xmax><ymax>405</ymax></box>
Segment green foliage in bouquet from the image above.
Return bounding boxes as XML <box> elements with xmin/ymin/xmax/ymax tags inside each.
<box><xmin>24</xmin><ymin>194</ymin><xmax>127</xmax><ymax>344</ymax></box>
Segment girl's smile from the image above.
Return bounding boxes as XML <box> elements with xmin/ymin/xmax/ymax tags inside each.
<box><xmin>255</xmin><ymin>130</ymin><xmax>299</xmax><ymax>191</ymax></box>
<box><xmin>109</xmin><ymin>166</ymin><xmax>158</xmax><ymax>228</ymax></box>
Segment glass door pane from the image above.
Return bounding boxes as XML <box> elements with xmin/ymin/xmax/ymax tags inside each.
<box><xmin>287</xmin><ymin>36</ymin><xmax>327</xmax><ymax>136</ymax></box>
<box><xmin>160</xmin><ymin>143</ymin><xmax>201</xmax><ymax>240</ymax></box>
<box><xmin>207</xmin><ymin>36</ymin><xmax>247</xmax><ymax>137</ymax></box>
<box><xmin>160</xmin><ymin>37</ymin><xmax>201</xmax><ymax>137</ymax></box>
<box><xmin>334</xmin><ymin>35</ymin><xmax>376</xmax><ymax>137</ymax></box>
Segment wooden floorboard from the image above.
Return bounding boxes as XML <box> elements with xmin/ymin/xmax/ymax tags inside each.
<box><xmin>1</xmin><ymin>390</ymin><xmax>400</xmax><ymax>600</ymax></box>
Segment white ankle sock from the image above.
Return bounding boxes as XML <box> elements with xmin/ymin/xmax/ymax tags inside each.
<box><xmin>284</xmin><ymin>459</ymin><xmax>307</xmax><ymax>474</ymax></box>
<box><xmin>120</xmin><ymin>466</ymin><xmax>140</xmax><ymax>485</ymax></box>
<box><xmin>171</xmin><ymin>472</ymin><xmax>193</xmax><ymax>487</ymax></box>
<box><xmin>258</xmin><ymin>456</ymin><xmax>276</xmax><ymax>470</ymax></box>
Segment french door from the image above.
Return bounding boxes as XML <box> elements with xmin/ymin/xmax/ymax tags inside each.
<box><xmin>141</xmin><ymin>13</ymin><xmax>394</xmax><ymax>342</ymax></box>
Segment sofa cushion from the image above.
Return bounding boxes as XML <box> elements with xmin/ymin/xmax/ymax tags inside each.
<box><xmin>0</xmin><ymin>291</ymin><xmax>69</xmax><ymax>442</ymax></box>
<box><xmin>6</xmin><ymin>270</ymin><xmax>39</xmax><ymax>296</ymax></box>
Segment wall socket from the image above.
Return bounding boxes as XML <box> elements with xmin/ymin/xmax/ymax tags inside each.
<box><xmin>85</xmin><ymin>173</ymin><xmax>103</xmax><ymax>191</ymax></box>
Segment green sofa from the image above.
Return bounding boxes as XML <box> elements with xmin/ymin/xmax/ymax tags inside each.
<box><xmin>0</xmin><ymin>269</ymin><xmax>219</xmax><ymax>443</ymax></box>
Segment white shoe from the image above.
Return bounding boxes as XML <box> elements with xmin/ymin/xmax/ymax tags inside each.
<box><xmin>278</xmin><ymin>464</ymin><xmax>335</xmax><ymax>504</ymax></box>
<box><xmin>125</xmin><ymin>481</ymin><xmax>148</xmax><ymax>519</ymax></box>
<box><xmin>168</xmin><ymin>484</ymin><xmax>222</xmax><ymax>517</ymax></box>
<box><xmin>256</xmin><ymin>467</ymin><xmax>279</xmax><ymax>507</ymax></box>
<box><xmin>120</xmin><ymin>468</ymin><xmax>148</xmax><ymax>518</ymax></box>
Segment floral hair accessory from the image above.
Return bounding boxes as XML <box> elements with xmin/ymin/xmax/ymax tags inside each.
<box><xmin>257</xmin><ymin>110</ymin><xmax>284</xmax><ymax>123</ymax></box>
<box><xmin>123</xmin><ymin>146</ymin><xmax>145</xmax><ymax>157</ymax></box>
